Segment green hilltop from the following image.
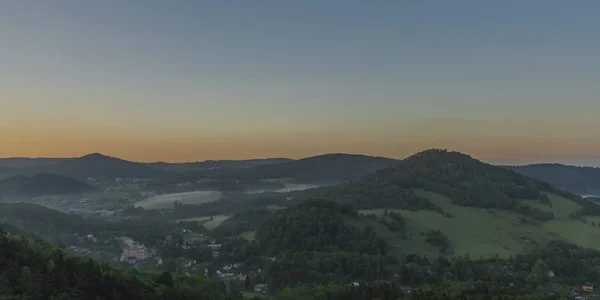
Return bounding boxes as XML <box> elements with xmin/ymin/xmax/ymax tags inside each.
<box><xmin>292</xmin><ymin>149</ymin><xmax>600</xmax><ymax>259</ymax></box>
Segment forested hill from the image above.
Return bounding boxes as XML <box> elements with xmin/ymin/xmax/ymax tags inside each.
<box><xmin>149</xmin><ymin>158</ymin><xmax>293</xmax><ymax>173</ymax></box>
<box><xmin>0</xmin><ymin>173</ymin><xmax>95</xmax><ymax>197</ymax></box>
<box><xmin>46</xmin><ymin>153</ymin><xmax>162</xmax><ymax>180</ymax></box>
<box><xmin>256</xmin><ymin>199</ymin><xmax>387</xmax><ymax>256</ymax></box>
<box><xmin>0</xmin><ymin>203</ymin><xmax>94</xmax><ymax>236</ymax></box>
<box><xmin>362</xmin><ymin>149</ymin><xmax>589</xmax><ymax>220</ymax></box>
<box><xmin>0</xmin><ymin>223</ymin><xmax>42</xmax><ymax>239</ymax></box>
<box><xmin>0</xmin><ymin>153</ymin><xmax>162</xmax><ymax>181</ymax></box>
<box><xmin>301</xmin><ymin>149</ymin><xmax>588</xmax><ymax>221</ymax></box>
<box><xmin>255</xmin><ymin>199</ymin><xmax>395</xmax><ymax>291</ymax></box>
<box><xmin>506</xmin><ymin>163</ymin><xmax>600</xmax><ymax>195</ymax></box>
<box><xmin>244</xmin><ymin>153</ymin><xmax>398</xmax><ymax>183</ymax></box>
<box><xmin>0</xmin><ymin>230</ymin><xmax>241</xmax><ymax>300</ymax></box>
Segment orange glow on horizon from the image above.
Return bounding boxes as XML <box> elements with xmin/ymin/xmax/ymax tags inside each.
<box><xmin>2</xmin><ymin>130</ymin><xmax>599</xmax><ymax>164</ymax></box>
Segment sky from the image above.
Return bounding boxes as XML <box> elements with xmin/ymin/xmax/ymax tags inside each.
<box><xmin>1</xmin><ymin>1</ymin><xmax>599</xmax><ymax>165</ymax></box>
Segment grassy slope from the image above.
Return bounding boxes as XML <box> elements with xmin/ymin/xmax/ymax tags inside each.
<box><xmin>240</xmin><ymin>231</ymin><xmax>256</xmax><ymax>241</ymax></box>
<box><xmin>202</xmin><ymin>215</ymin><xmax>230</xmax><ymax>230</ymax></box>
<box><xmin>520</xmin><ymin>193</ymin><xmax>581</xmax><ymax>218</ymax></box>
<box><xmin>519</xmin><ymin>193</ymin><xmax>600</xmax><ymax>250</ymax></box>
<box><xmin>357</xmin><ymin>190</ymin><xmax>597</xmax><ymax>259</ymax></box>
<box><xmin>172</xmin><ymin>215</ymin><xmax>231</xmax><ymax>231</ymax></box>
<box><xmin>134</xmin><ymin>191</ymin><xmax>222</xmax><ymax>209</ymax></box>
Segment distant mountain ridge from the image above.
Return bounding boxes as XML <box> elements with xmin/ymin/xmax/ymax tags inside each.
<box><xmin>1</xmin><ymin>153</ymin><xmax>599</xmax><ymax>195</ymax></box>
<box><xmin>148</xmin><ymin>157</ymin><xmax>293</xmax><ymax>173</ymax></box>
<box><xmin>33</xmin><ymin>153</ymin><xmax>397</xmax><ymax>183</ymax></box>
<box><xmin>505</xmin><ymin>163</ymin><xmax>600</xmax><ymax>195</ymax></box>
<box><xmin>43</xmin><ymin>153</ymin><xmax>162</xmax><ymax>180</ymax></box>
<box><xmin>244</xmin><ymin>153</ymin><xmax>399</xmax><ymax>183</ymax></box>
<box><xmin>0</xmin><ymin>157</ymin><xmax>67</xmax><ymax>168</ymax></box>
<box><xmin>0</xmin><ymin>173</ymin><xmax>95</xmax><ymax>197</ymax></box>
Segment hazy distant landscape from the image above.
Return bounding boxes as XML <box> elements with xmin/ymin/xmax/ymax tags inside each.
<box><xmin>2</xmin><ymin>1</ymin><xmax>600</xmax><ymax>299</ymax></box>
<box><xmin>2</xmin><ymin>151</ymin><xmax>600</xmax><ymax>299</ymax></box>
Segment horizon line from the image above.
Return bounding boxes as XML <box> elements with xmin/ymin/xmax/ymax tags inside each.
<box><xmin>0</xmin><ymin>151</ymin><xmax>598</xmax><ymax>168</ymax></box>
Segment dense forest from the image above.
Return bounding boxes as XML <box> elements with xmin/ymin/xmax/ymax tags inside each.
<box><xmin>350</xmin><ymin>149</ymin><xmax>588</xmax><ymax>221</ymax></box>
<box><xmin>300</xmin><ymin>182</ymin><xmax>446</xmax><ymax>214</ymax></box>
<box><xmin>168</xmin><ymin>194</ymin><xmax>288</xmax><ymax>220</ymax></box>
<box><xmin>256</xmin><ymin>199</ymin><xmax>386</xmax><ymax>255</ymax></box>
<box><xmin>266</xmin><ymin>238</ymin><xmax>600</xmax><ymax>299</ymax></box>
<box><xmin>255</xmin><ymin>200</ymin><xmax>396</xmax><ymax>291</ymax></box>
<box><xmin>0</xmin><ymin>229</ymin><xmax>242</xmax><ymax>300</ymax></box>
<box><xmin>271</xmin><ymin>281</ymin><xmax>563</xmax><ymax>300</ymax></box>
<box><xmin>1</xmin><ymin>226</ymin><xmax>572</xmax><ymax>300</ymax></box>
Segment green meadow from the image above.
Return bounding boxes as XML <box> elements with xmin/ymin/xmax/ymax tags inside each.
<box><xmin>358</xmin><ymin>189</ymin><xmax>598</xmax><ymax>258</ymax></box>
<box><xmin>134</xmin><ymin>191</ymin><xmax>222</xmax><ymax>209</ymax></box>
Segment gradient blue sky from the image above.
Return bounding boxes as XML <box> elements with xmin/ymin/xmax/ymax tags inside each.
<box><xmin>1</xmin><ymin>1</ymin><xmax>599</xmax><ymax>164</ymax></box>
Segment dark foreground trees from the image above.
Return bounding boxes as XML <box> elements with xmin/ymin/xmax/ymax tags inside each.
<box><xmin>0</xmin><ymin>230</ymin><xmax>241</xmax><ymax>300</ymax></box>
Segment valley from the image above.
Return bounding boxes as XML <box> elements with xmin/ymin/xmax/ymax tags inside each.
<box><xmin>1</xmin><ymin>149</ymin><xmax>600</xmax><ymax>299</ymax></box>
<box><xmin>3</xmin><ymin>3</ymin><xmax>598</xmax><ymax>299</ymax></box>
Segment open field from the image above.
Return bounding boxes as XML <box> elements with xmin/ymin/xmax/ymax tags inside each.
<box><xmin>520</xmin><ymin>193</ymin><xmax>581</xmax><ymax>218</ymax></box>
<box><xmin>519</xmin><ymin>193</ymin><xmax>600</xmax><ymax>250</ymax></box>
<box><xmin>240</xmin><ymin>231</ymin><xmax>256</xmax><ymax>241</ymax></box>
<box><xmin>357</xmin><ymin>189</ymin><xmax>596</xmax><ymax>259</ymax></box>
<box><xmin>134</xmin><ymin>191</ymin><xmax>222</xmax><ymax>209</ymax></box>
<box><xmin>202</xmin><ymin>215</ymin><xmax>230</xmax><ymax>230</ymax></box>
<box><xmin>173</xmin><ymin>216</ymin><xmax>212</xmax><ymax>223</ymax></box>
<box><xmin>172</xmin><ymin>215</ymin><xmax>230</xmax><ymax>231</ymax></box>
<box><xmin>245</xmin><ymin>183</ymin><xmax>320</xmax><ymax>194</ymax></box>
<box><xmin>186</xmin><ymin>232</ymin><xmax>208</xmax><ymax>242</ymax></box>
<box><xmin>273</xmin><ymin>183</ymin><xmax>320</xmax><ymax>193</ymax></box>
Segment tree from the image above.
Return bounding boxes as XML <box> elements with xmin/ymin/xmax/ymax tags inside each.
<box><xmin>16</xmin><ymin>266</ymin><xmax>42</xmax><ymax>299</ymax></box>
<box><xmin>292</xmin><ymin>252</ymin><xmax>309</xmax><ymax>269</ymax></box>
<box><xmin>277</xmin><ymin>287</ymin><xmax>295</xmax><ymax>300</ymax></box>
<box><xmin>156</xmin><ymin>272</ymin><xmax>174</xmax><ymax>287</ymax></box>
<box><xmin>526</xmin><ymin>259</ymin><xmax>550</xmax><ymax>287</ymax></box>
<box><xmin>244</xmin><ymin>276</ymin><xmax>251</xmax><ymax>291</ymax></box>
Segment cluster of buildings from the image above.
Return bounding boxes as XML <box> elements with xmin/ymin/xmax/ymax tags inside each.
<box><xmin>215</xmin><ymin>263</ymin><xmax>244</xmax><ymax>281</ymax></box>
<box><xmin>117</xmin><ymin>236</ymin><xmax>161</xmax><ymax>265</ymax></box>
<box><xmin>180</xmin><ymin>235</ymin><xmax>222</xmax><ymax>258</ymax></box>
<box><xmin>208</xmin><ymin>240</ymin><xmax>222</xmax><ymax>258</ymax></box>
